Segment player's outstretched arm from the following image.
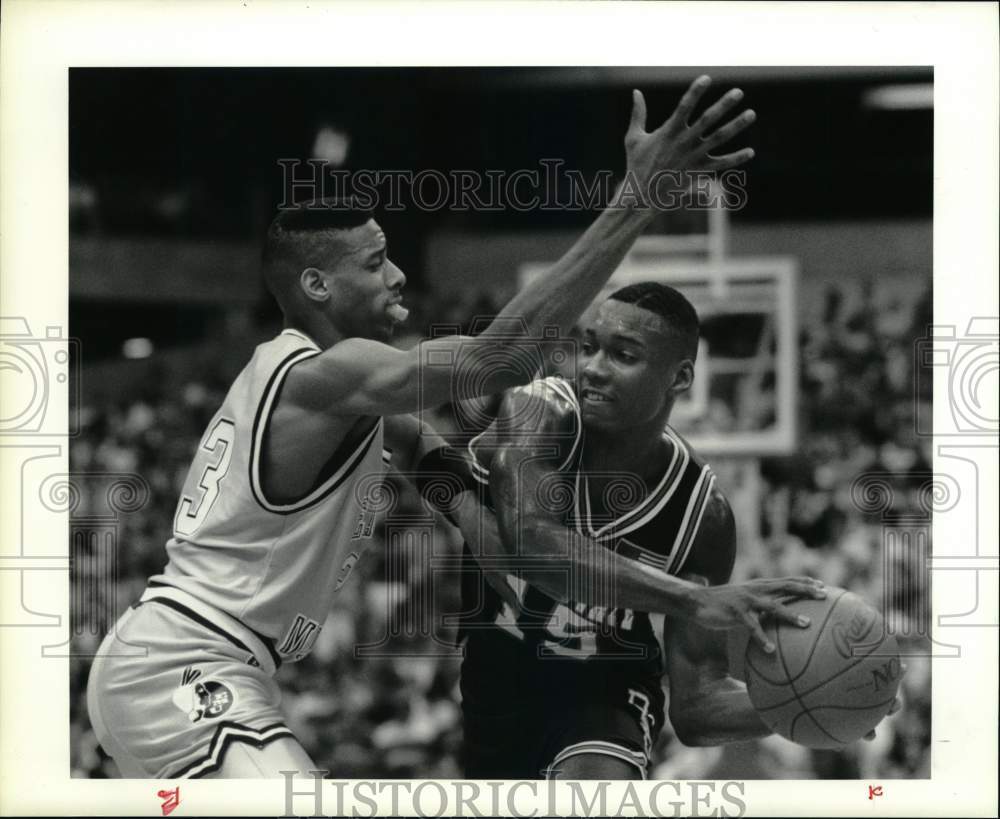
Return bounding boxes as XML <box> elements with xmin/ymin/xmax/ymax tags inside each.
<box><xmin>489</xmin><ymin>76</ymin><xmax>755</xmax><ymax>343</ymax></box>
<box><xmin>286</xmin><ymin>77</ymin><xmax>756</xmax><ymax>417</ymax></box>
<box><xmin>452</xmin><ymin>387</ymin><xmax>822</xmax><ymax>649</ymax></box>
<box><xmin>490</xmin><ymin>446</ymin><xmax>823</xmax><ymax>648</ymax></box>
<box><xmin>382</xmin><ymin>413</ymin><xmax>522</xmax><ymax>611</ymax></box>
<box><xmin>404</xmin><ymin>420</ymin><xmax>823</xmax><ymax>652</ymax></box>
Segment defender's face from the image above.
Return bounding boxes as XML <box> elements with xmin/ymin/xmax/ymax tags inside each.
<box><xmin>577</xmin><ymin>299</ymin><xmax>687</xmax><ymax>433</ymax></box>
<box><xmin>319</xmin><ymin>219</ymin><xmax>408</xmax><ymax>342</ymax></box>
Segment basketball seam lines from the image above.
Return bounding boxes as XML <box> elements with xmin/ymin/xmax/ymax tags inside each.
<box><xmin>754</xmin><ymin>613</ymin><xmax>890</xmax><ymax>712</ymax></box>
<box><xmin>777</xmin><ymin>610</ymin><xmax>846</xmax><ymax>746</ymax></box>
<box><xmin>743</xmin><ymin>589</ymin><xmax>847</xmax><ymax>689</ymax></box>
<box><xmin>794</xmin><ymin>696</ymin><xmax>898</xmax><ymax>714</ymax></box>
<box><xmin>786</xmin><ymin>590</ymin><xmax>848</xmax><ymax>685</ymax></box>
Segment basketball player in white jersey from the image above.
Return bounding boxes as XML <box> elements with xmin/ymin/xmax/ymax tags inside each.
<box><xmin>86</xmin><ymin>76</ymin><xmax>813</xmax><ymax>779</ymax></box>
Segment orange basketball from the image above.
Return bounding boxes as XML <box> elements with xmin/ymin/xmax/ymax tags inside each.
<box><xmin>744</xmin><ymin>587</ymin><xmax>901</xmax><ymax>748</ymax></box>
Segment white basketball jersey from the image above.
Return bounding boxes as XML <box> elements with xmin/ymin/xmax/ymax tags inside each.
<box><xmin>150</xmin><ymin>328</ymin><xmax>386</xmax><ymax>662</ymax></box>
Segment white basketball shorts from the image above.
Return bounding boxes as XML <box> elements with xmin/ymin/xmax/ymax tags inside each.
<box><xmin>86</xmin><ymin>584</ymin><xmax>297</xmax><ymax>778</ymax></box>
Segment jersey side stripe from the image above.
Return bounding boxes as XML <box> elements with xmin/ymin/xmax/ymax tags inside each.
<box><xmin>247</xmin><ymin>347</ymin><xmax>316</xmax><ymax>510</ymax></box>
<box><xmin>668</xmin><ymin>468</ymin><xmax>716</xmax><ymax>576</ymax></box>
<box><xmin>249</xmin><ymin>349</ymin><xmax>382</xmax><ymax>514</ymax></box>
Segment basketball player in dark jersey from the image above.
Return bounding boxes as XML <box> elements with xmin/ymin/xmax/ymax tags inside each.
<box><xmin>445</xmin><ymin>282</ymin><xmax>899</xmax><ymax>780</ymax></box>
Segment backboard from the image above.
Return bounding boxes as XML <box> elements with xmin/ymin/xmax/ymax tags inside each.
<box><xmin>519</xmin><ymin>249</ymin><xmax>798</xmax><ymax>456</ymax></box>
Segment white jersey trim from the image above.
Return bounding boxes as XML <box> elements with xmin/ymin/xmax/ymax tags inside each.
<box><xmin>667</xmin><ymin>467</ymin><xmax>716</xmax><ymax>576</ymax></box>
<box><xmin>576</xmin><ymin>426</ymin><xmax>689</xmax><ymax>542</ymax></box>
<box><xmin>248</xmin><ymin>346</ymin><xmax>382</xmax><ymax>514</ymax></box>
<box><xmin>280</xmin><ymin>327</ymin><xmax>319</xmax><ymax>348</ymax></box>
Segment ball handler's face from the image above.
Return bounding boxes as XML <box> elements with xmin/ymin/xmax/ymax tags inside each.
<box><xmin>577</xmin><ymin>299</ymin><xmax>692</xmax><ymax>433</ymax></box>
<box><xmin>315</xmin><ymin>219</ymin><xmax>408</xmax><ymax>342</ymax></box>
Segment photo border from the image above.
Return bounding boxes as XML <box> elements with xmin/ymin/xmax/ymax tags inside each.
<box><xmin>1</xmin><ymin>1</ymin><xmax>996</xmax><ymax>816</ymax></box>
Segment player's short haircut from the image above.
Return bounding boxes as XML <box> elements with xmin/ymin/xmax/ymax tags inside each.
<box><xmin>263</xmin><ymin>198</ymin><xmax>373</xmax><ymax>265</ymax></box>
<box><xmin>262</xmin><ymin>198</ymin><xmax>374</xmax><ymax>304</ymax></box>
<box><xmin>608</xmin><ymin>281</ymin><xmax>700</xmax><ymax>361</ymax></box>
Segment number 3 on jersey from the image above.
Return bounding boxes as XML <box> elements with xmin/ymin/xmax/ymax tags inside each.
<box><xmin>174</xmin><ymin>417</ymin><xmax>236</xmax><ymax>537</ymax></box>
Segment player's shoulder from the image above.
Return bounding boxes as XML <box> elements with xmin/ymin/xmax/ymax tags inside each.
<box><xmin>262</xmin><ymin>330</ymin><xmax>399</xmax><ymax>413</ymax></box>
<box><xmin>507</xmin><ymin>374</ymin><xmax>578</xmax><ymax>409</ymax></box>
<box><xmin>241</xmin><ymin>328</ymin><xmax>384</xmax><ymax>428</ymax></box>
<box><xmin>239</xmin><ymin>328</ymin><xmax>319</xmax><ymax>385</ymax></box>
<box><xmin>497</xmin><ymin>374</ymin><xmax>580</xmax><ymax>435</ymax></box>
<box><xmin>245</xmin><ymin>328</ymin><xmax>320</xmax><ymax>379</ymax></box>
<box><xmin>470</xmin><ymin>375</ymin><xmax>581</xmax><ymax>477</ymax></box>
<box><xmin>676</xmin><ymin>480</ymin><xmax>736</xmax><ymax>586</ymax></box>
<box><xmin>699</xmin><ymin>481</ymin><xmax>736</xmax><ymax>546</ymax></box>
<box><xmin>261</xmin><ymin>327</ymin><xmax>321</xmax><ymax>355</ymax></box>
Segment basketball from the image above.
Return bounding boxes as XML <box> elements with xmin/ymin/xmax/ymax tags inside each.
<box><xmin>744</xmin><ymin>587</ymin><xmax>901</xmax><ymax>748</ymax></box>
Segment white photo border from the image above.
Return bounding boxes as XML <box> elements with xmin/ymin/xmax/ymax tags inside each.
<box><xmin>1</xmin><ymin>1</ymin><xmax>997</xmax><ymax>816</ymax></box>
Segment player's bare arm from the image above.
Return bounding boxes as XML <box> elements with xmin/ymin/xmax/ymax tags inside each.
<box><xmin>664</xmin><ymin>495</ymin><xmax>902</xmax><ymax>745</ymax></box>
<box><xmin>382</xmin><ymin>413</ymin><xmax>521</xmax><ymax>611</ymax></box>
<box><xmin>663</xmin><ymin>494</ymin><xmax>773</xmax><ymax>746</ymax></box>
<box><xmin>665</xmin><ymin>612</ymin><xmax>773</xmax><ymax>747</ymax></box>
<box><xmin>464</xmin><ymin>386</ymin><xmax>824</xmax><ymax>649</ymax></box>
<box><xmin>490</xmin><ymin>446</ymin><xmax>823</xmax><ymax>646</ymax></box>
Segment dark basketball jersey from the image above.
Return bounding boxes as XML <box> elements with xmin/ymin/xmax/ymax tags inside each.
<box><xmin>458</xmin><ymin>376</ymin><xmax>717</xmax><ymax>679</ymax></box>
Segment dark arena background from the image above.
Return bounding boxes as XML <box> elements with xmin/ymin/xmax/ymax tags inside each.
<box><xmin>69</xmin><ymin>67</ymin><xmax>933</xmax><ymax>779</ymax></box>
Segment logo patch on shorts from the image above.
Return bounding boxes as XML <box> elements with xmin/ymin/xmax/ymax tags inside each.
<box><xmin>171</xmin><ymin>667</ymin><xmax>237</xmax><ymax>723</ymax></box>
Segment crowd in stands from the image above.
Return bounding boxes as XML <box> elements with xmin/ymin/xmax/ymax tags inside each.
<box><xmin>70</xmin><ymin>280</ymin><xmax>933</xmax><ymax>780</ymax></box>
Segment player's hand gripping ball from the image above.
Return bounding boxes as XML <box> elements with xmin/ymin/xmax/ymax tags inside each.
<box><xmin>744</xmin><ymin>587</ymin><xmax>902</xmax><ymax>748</ymax></box>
